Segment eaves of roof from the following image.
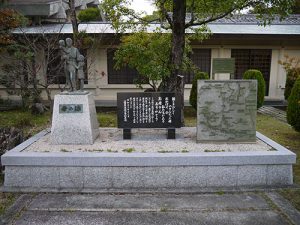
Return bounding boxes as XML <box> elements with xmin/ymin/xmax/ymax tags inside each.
<box><xmin>12</xmin><ymin>22</ymin><xmax>300</xmax><ymax>35</ymax></box>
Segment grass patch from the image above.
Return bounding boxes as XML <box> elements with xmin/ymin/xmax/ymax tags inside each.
<box><xmin>0</xmin><ymin>193</ymin><xmax>19</xmax><ymax>215</ymax></box>
<box><xmin>97</xmin><ymin>111</ymin><xmax>117</xmax><ymax>127</ymax></box>
<box><xmin>256</xmin><ymin>113</ymin><xmax>300</xmax><ymax>184</ymax></box>
<box><xmin>256</xmin><ymin>113</ymin><xmax>300</xmax><ymax>212</ymax></box>
<box><xmin>279</xmin><ymin>189</ymin><xmax>300</xmax><ymax>212</ymax></box>
<box><xmin>0</xmin><ymin>109</ymin><xmax>51</xmax><ymax>136</ymax></box>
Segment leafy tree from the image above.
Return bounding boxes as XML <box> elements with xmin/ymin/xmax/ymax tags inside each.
<box><xmin>114</xmin><ymin>32</ymin><xmax>193</xmax><ymax>91</ymax></box>
<box><xmin>102</xmin><ymin>0</ymin><xmax>293</xmax><ymax>92</ymax></box>
<box><xmin>287</xmin><ymin>76</ymin><xmax>300</xmax><ymax>132</ymax></box>
<box><xmin>243</xmin><ymin>69</ymin><xmax>266</xmax><ymax>109</ymax></box>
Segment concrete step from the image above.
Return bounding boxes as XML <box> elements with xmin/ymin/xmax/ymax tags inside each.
<box><xmin>9</xmin><ymin>192</ymin><xmax>299</xmax><ymax>225</ymax></box>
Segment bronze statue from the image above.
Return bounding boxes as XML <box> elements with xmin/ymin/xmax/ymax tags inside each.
<box><xmin>59</xmin><ymin>38</ymin><xmax>84</xmax><ymax>92</ymax></box>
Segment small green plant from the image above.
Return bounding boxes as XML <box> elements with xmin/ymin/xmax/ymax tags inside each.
<box><xmin>60</xmin><ymin>149</ymin><xmax>71</xmax><ymax>152</ymax></box>
<box><xmin>287</xmin><ymin>76</ymin><xmax>300</xmax><ymax>132</ymax></box>
<box><xmin>158</xmin><ymin>150</ymin><xmax>174</xmax><ymax>153</ymax></box>
<box><xmin>204</xmin><ymin>149</ymin><xmax>225</xmax><ymax>152</ymax></box>
<box><xmin>107</xmin><ymin>149</ymin><xmax>118</xmax><ymax>153</ymax></box>
<box><xmin>88</xmin><ymin>149</ymin><xmax>103</xmax><ymax>152</ymax></box>
<box><xmin>243</xmin><ymin>69</ymin><xmax>266</xmax><ymax>109</ymax></box>
<box><xmin>160</xmin><ymin>207</ymin><xmax>168</xmax><ymax>212</ymax></box>
<box><xmin>189</xmin><ymin>71</ymin><xmax>209</xmax><ymax>110</ymax></box>
<box><xmin>216</xmin><ymin>190</ymin><xmax>225</xmax><ymax>195</ymax></box>
<box><xmin>122</xmin><ymin>148</ymin><xmax>135</xmax><ymax>153</ymax></box>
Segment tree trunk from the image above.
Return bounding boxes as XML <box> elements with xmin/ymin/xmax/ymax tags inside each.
<box><xmin>69</xmin><ymin>0</ymin><xmax>78</xmax><ymax>43</ymax></box>
<box><xmin>160</xmin><ymin>0</ymin><xmax>186</xmax><ymax>125</ymax></box>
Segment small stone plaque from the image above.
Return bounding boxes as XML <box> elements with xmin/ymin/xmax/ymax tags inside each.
<box><xmin>59</xmin><ymin>104</ymin><xmax>83</xmax><ymax>113</ymax></box>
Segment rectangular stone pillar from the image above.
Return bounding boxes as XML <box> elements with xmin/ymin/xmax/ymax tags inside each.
<box><xmin>197</xmin><ymin>80</ymin><xmax>257</xmax><ymax>143</ymax></box>
<box><xmin>51</xmin><ymin>93</ymin><xmax>99</xmax><ymax>144</ymax></box>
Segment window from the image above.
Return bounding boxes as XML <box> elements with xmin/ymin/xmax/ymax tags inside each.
<box><xmin>183</xmin><ymin>49</ymin><xmax>211</xmax><ymax>84</ymax></box>
<box><xmin>107</xmin><ymin>48</ymin><xmax>141</xmax><ymax>84</ymax></box>
<box><xmin>231</xmin><ymin>49</ymin><xmax>272</xmax><ymax>95</ymax></box>
<box><xmin>47</xmin><ymin>49</ymin><xmax>87</xmax><ymax>85</ymax></box>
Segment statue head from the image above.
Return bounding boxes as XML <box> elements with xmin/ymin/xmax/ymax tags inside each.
<box><xmin>78</xmin><ymin>54</ymin><xmax>84</xmax><ymax>62</ymax></box>
<box><xmin>58</xmin><ymin>39</ymin><xmax>65</xmax><ymax>48</ymax></box>
<box><xmin>66</xmin><ymin>38</ymin><xmax>73</xmax><ymax>47</ymax></box>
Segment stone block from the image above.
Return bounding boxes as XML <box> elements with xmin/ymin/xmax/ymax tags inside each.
<box><xmin>175</xmin><ymin>166</ymin><xmax>207</xmax><ymax>188</ymax></box>
<box><xmin>112</xmin><ymin>167</ymin><xmax>145</xmax><ymax>188</ymax></box>
<box><xmin>197</xmin><ymin>80</ymin><xmax>257</xmax><ymax>143</ymax></box>
<box><xmin>59</xmin><ymin>167</ymin><xmax>84</xmax><ymax>189</ymax></box>
<box><xmin>206</xmin><ymin>166</ymin><xmax>238</xmax><ymax>187</ymax></box>
<box><xmin>31</xmin><ymin>167</ymin><xmax>60</xmax><ymax>188</ymax></box>
<box><xmin>267</xmin><ymin>165</ymin><xmax>293</xmax><ymax>185</ymax></box>
<box><xmin>143</xmin><ymin>167</ymin><xmax>176</xmax><ymax>188</ymax></box>
<box><xmin>237</xmin><ymin>165</ymin><xmax>267</xmax><ymax>186</ymax></box>
<box><xmin>83</xmin><ymin>167</ymin><xmax>113</xmax><ymax>188</ymax></box>
<box><xmin>50</xmin><ymin>93</ymin><xmax>99</xmax><ymax>145</ymax></box>
<box><xmin>4</xmin><ymin>166</ymin><xmax>32</xmax><ymax>187</ymax></box>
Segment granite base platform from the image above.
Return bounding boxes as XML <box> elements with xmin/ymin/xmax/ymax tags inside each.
<box><xmin>1</xmin><ymin>128</ymin><xmax>296</xmax><ymax>192</ymax></box>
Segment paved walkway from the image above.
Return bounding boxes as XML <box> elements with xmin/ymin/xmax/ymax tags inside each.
<box><xmin>1</xmin><ymin>191</ymin><xmax>300</xmax><ymax>225</ymax></box>
<box><xmin>258</xmin><ymin>106</ymin><xmax>287</xmax><ymax>123</ymax></box>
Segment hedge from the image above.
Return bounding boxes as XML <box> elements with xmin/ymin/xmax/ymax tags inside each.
<box><xmin>189</xmin><ymin>71</ymin><xmax>209</xmax><ymax>110</ymax></box>
<box><xmin>243</xmin><ymin>69</ymin><xmax>266</xmax><ymax>109</ymax></box>
<box><xmin>287</xmin><ymin>76</ymin><xmax>300</xmax><ymax>132</ymax></box>
<box><xmin>284</xmin><ymin>69</ymin><xmax>300</xmax><ymax>100</ymax></box>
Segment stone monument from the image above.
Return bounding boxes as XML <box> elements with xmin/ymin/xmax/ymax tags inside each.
<box><xmin>197</xmin><ymin>80</ymin><xmax>257</xmax><ymax>143</ymax></box>
<box><xmin>50</xmin><ymin>38</ymin><xmax>99</xmax><ymax>145</ymax></box>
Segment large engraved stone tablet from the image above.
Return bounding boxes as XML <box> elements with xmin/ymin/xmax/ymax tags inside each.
<box><xmin>51</xmin><ymin>93</ymin><xmax>99</xmax><ymax>144</ymax></box>
<box><xmin>197</xmin><ymin>80</ymin><xmax>257</xmax><ymax>143</ymax></box>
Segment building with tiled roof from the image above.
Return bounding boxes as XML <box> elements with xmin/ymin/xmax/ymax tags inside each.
<box><xmin>1</xmin><ymin>14</ymin><xmax>300</xmax><ymax>105</ymax></box>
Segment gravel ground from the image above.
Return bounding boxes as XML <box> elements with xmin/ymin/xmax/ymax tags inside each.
<box><xmin>23</xmin><ymin>127</ymin><xmax>274</xmax><ymax>153</ymax></box>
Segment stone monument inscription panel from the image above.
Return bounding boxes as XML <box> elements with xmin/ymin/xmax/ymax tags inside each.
<box><xmin>117</xmin><ymin>92</ymin><xmax>181</xmax><ymax>128</ymax></box>
<box><xmin>197</xmin><ymin>80</ymin><xmax>257</xmax><ymax>142</ymax></box>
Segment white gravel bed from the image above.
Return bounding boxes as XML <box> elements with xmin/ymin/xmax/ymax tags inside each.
<box><xmin>24</xmin><ymin>127</ymin><xmax>274</xmax><ymax>153</ymax></box>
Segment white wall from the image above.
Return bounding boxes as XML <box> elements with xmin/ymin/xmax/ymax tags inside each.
<box><xmin>1</xmin><ymin>44</ymin><xmax>300</xmax><ymax>104</ymax></box>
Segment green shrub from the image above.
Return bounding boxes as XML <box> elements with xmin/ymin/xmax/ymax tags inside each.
<box><xmin>78</xmin><ymin>7</ymin><xmax>100</xmax><ymax>22</ymax></box>
<box><xmin>287</xmin><ymin>77</ymin><xmax>300</xmax><ymax>132</ymax></box>
<box><xmin>243</xmin><ymin>69</ymin><xmax>266</xmax><ymax>109</ymax></box>
<box><xmin>284</xmin><ymin>68</ymin><xmax>300</xmax><ymax>100</ymax></box>
<box><xmin>189</xmin><ymin>71</ymin><xmax>209</xmax><ymax>110</ymax></box>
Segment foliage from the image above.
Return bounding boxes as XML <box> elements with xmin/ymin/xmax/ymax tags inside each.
<box><xmin>78</xmin><ymin>7</ymin><xmax>101</xmax><ymax>22</ymax></box>
<box><xmin>287</xmin><ymin>77</ymin><xmax>300</xmax><ymax>132</ymax></box>
<box><xmin>189</xmin><ymin>71</ymin><xmax>209</xmax><ymax>110</ymax></box>
<box><xmin>0</xmin><ymin>8</ymin><xmax>27</xmax><ymax>46</ymax></box>
<box><xmin>74</xmin><ymin>31</ymin><xmax>94</xmax><ymax>49</ymax></box>
<box><xmin>102</xmin><ymin>0</ymin><xmax>293</xmax><ymax>96</ymax></box>
<box><xmin>243</xmin><ymin>69</ymin><xmax>266</xmax><ymax>109</ymax></box>
<box><xmin>114</xmin><ymin>32</ymin><xmax>171</xmax><ymax>91</ymax></box>
<box><xmin>278</xmin><ymin>55</ymin><xmax>300</xmax><ymax>100</ymax></box>
<box><xmin>291</xmin><ymin>0</ymin><xmax>300</xmax><ymax>13</ymax></box>
<box><xmin>285</xmin><ymin>69</ymin><xmax>300</xmax><ymax>100</ymax></box>
<box><xmin>114</xmin><ymin>32</ymin><xmax>195</xmax><ymax>91</ymax></box>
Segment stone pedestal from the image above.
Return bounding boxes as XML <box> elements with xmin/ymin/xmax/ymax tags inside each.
<box><xmin>197</xmin><ymin>80</ymin><xmax>257</xmax><ymax>143</ymax></box>
<box><xmin>50</xmin><ymin>93</ymin><xmax>99</xmax><ymax>145</ymax></box>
